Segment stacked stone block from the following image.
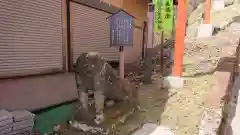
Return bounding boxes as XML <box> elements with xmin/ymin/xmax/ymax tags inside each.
<box><xmin>0</xmin><ymin>110</ymin><xmax>13</xmax><ymax>135</ymax></box>
<box><xmin>0</xmin><ymin>110</ymin><xmax>34</xmax><ymax>135</ymax></box>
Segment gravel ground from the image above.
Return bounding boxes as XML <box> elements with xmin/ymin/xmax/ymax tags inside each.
<box><xmin>112</xmin><ymin>73</ymin><xmax>217</xmax><ymax>135</ymax></box>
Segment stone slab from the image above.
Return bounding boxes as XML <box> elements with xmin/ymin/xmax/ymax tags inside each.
<box><xmin>0</xmin><ymin>124</ymin><xmax>12</xmax><ymax>132</ymax></box>
<box><xmin>7</xmin><ymin>127</ymin><xmax>32</xmax><ymax>135</ymax></box>
<box><xmin>12</xmin><ymin>110</ymin><xmax>34</xmax><ymax>122</ymax></box>
<box><xmin>0</xmin><ymin>110</ymin><xmax>12</xmax><ymax>122</ymax></box>
<box><xmin>13</xmin><ymin>119</ymin><xmax>34</xmax><ymax>127</ymax></box>
<box><xmin>0</xmin><ymin>118</ymin><xmax>13</xmax><ymax>127</ymax></box>
<box><xmin>0</xmin><ymin>128</ymin><xmax>12</xmax><ymax>135</ymax></box>
<box><xmin>132</xmin><ymin>123</ymin><xmax>173</xmax><ymax>135</ymax></box>
<box><xmin>13</xmin><ymin>123</ymin><xmax>33</xmax><ymax>131</ymax></box>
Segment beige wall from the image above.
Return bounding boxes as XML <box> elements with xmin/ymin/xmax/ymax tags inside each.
<box><xmin>102</xmin><ymin>0</ymin><xmax>148</xmax><ymax>21</ymax></box>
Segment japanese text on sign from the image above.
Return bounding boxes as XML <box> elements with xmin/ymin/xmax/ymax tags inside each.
<box><xmin>109</xmin><ymin>11</ymin><xmax>133</xmax><ymax>47</ymax></box>
<box><xmin>153</xmin><ymin>0</ymin><xmax>162</xmax><ymax>32</ymax></box>
<box><xmin>153</xmin><ymin>0</ymin><xmax>173</xmax><ymax>33</ymax></box>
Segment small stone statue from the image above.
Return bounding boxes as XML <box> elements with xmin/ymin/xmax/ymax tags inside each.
<box><xmin>73</xmin><ymin>52</ymin><xmax>139</xmax><ymax>125</ymax></box>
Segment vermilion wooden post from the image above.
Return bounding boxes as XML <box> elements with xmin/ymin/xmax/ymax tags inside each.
<box><xmin>204</xmin><ymin>0</ymin><xmax>211</xmax><ymax>24</ymax></box>
<box><xmin>172</xmin><ymin>0</ymin><xmax>186</xmax><ymax>77</ymax></box>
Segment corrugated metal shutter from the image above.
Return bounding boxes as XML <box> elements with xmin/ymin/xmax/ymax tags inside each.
<box><xmin>71</xmin><ymin>2</ymin><xmax>119</xmax><ymax>63</ymax></box>
<box><xmin>0</xmin><ymin>0</ymin><xmax>63</xmax><ymax>78</ymax></box>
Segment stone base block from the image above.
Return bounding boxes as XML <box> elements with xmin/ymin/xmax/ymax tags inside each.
<box><xmin>165</xmin><ymin>76</ymin><xmax>184</xmax><ymax>88</ymax></box>
<box><xmin>212</xmin><ymin>0</ymin><xmax>225</xmax><ymax>11</ymax></box>
<box><xmin>197</xmin><ymin>24</ymin><xmax>214</xmax><ymax>38</ymax></box>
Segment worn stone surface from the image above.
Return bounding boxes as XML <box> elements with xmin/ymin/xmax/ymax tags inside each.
<box><xmin>0</xmin><ymin>118</ymin><xmax>12</xmax><ymax>128</ymax></box>
<box><xmin>0</xmin><ymin>110</ymin><xmax>12</xmax><ymax>123</ymax></box>
<box><xmin>8</xmin><ymin>127</ymin><xmax>33</xmax><ymax>135</ymax></box>
<box><xmin>13</xmin><ymin>119</ymin><xmax>34</xmax><ymax>127</ymax></box>
<box><xmin>13</xmin><ymin>124</ymin><xmax>33</xmax><ymax>131</ymax></box>
<box><xmin>0</xmin><ymin>128</ymin><xmax>12</xmax><ymax>135</ymax></box>
<box><xmin>0</xmin><ymin>124</ymin><xmax>12</xmax><ymax>133</ymax></box>
<box><xmin>12</xmin><ymin>110</ymin><xmax>35</xmax><ymax>122</ymax></box>
<box><xmin>133</xmin><ymin>123</ymin><xmax>173</xmax><ymax>135</ymax></box>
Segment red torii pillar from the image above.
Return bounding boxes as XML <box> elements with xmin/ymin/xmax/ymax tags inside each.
<box><xmin>167</xmin><ymin>0</ymin><xmax>186</xmax><ymax>88</ymax></box>
<box><xmin>172</xmin><ymin>0</ymin><xmax>186</xmax><ymax>77</ymax></box>
<box><xmin>204</xmin><ymin>0</ymin><xmax>211</xmax><ymax>24</ymax></box>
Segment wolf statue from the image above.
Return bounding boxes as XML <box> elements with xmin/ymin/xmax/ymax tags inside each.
<box><xmin>73</xmin><ymin>52</ymin><xmax>139</xmax><ymax>125</ymax></box>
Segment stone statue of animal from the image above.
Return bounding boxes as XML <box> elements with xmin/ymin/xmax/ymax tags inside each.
<box><xmin>73</xmin><ymin>52</ymin><xmax>139</xmax><ymax>125</ymax></box>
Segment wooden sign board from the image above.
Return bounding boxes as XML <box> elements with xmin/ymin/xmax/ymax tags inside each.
<box><xmin>107</xmin><ymin>10</ymin><xmax>134</xmax><ymax>47</ymax></box>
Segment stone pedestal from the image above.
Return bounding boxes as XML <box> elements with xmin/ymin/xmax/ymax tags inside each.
<box><xmin>165</xmin><ymin>76</ymin><xmax>184</xmax><ymax>88</ymax></box>
<box><xmin>197</xmin><ymin>24</ymin><xmax>214</xmax><ymax>38</ymax></box>
<box><xmin>212</xmin><ymin>0</ymin><xmax>225</xmax><ymax>11</ymax></box>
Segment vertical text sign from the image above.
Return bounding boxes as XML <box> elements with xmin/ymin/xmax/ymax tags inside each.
<box><xmin>161</xmin><ymin>0</ymin><xmax>174</xmax><ymax>33</ymax></box>
<box><xmin>108</xmin><ymin>10</ymin><xmax>134</xmax><ymax>47</ymax></box>
<box><xmin>153</xmin><ymin>0</ymin><xmax>162</xmax><ymax>32</ymax></box>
